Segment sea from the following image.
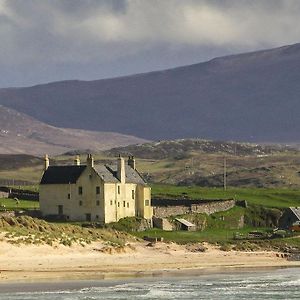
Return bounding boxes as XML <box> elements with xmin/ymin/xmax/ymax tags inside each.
<box><xmin>0</xmin><ymin>268</ymin><xmax>299</xmax><ymax>299</ymax></box>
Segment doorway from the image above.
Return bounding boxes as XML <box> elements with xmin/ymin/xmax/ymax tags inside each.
<box><xmin>85</xmin><ymin>213</ymin><xmax>91</xmax><ymax>222</ymax></box>
<box><xmin>58</xmin><ymin>205</ymin><xmax>63</xmax><ymax>215</ymax></box>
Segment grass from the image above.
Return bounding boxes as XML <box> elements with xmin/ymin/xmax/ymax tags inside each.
<box><xmin>151</xmin><ymin>184</ymin><xmax>300</xmax><ymax>208</ymax></box>
<box><xmin>0</xmin><ymin>215</ymin><xmax>132</xmax><ymax>247</ymax></box>
<box><xmin>0</xmin><ymin>198</ymin><xmax>39</xmax><ymax>210</ymax></box>
<box><xmin>133</xmin><ymin>227</ymin><xmax>265</xmax><ymax>244</ymax></box>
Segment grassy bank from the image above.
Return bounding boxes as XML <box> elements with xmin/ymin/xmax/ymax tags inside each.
<box><xmin>0</xmin><ymin>198</ymin><xmax>38</xmax><ymax>210</ymax></box>
<box><xmin>151</xmin><ymin>184</ymin><xmax>300</xmax><ymax>208</ymax></box>
<box><xmin>0</xmin><ymin>215</ymin><xmax>132</xmax><ymax>247</ymax></box>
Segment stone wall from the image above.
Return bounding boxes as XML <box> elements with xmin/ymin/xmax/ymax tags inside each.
<box><xmin>153</xmin><ymin>216</ymin><xmax>173</xmax><ymax>231</ymax></box>
<box><xmin>0</xmin><ymin>191</ymin><xmax>8</xmax><ymax>198</ymax></box>
<box><xmin>153</xmin><ymin>206</ymin><xmax>190</xmax><ymax>218</ymax></box>
<box><xmin>190</xmin><ymin>200</ymin><xmax>236</xmax><ymax>215</ymax></box>
<box><xmin>153</xmin><ymin>199</ymin><xmax>236</xmax><ymax>218</ymax></box>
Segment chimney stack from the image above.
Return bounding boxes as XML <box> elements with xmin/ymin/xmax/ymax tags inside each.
<box><xmin>87</xmin><ymin>154</ymin><xmax>94</xmax><ymax>168</ymax></box>
<box><xmin>128</xmin><ymin>156</ymin><xmax>136</xmax><ymax>170</ymax></box>
<box><xmin>74</xmin><ymin>155</ymin><xmax>80</xmax><ymax>166</ymax></box>
<box><xmin>117</xmin><ymin>155</ymin><xmax>125</xmax><ymax>183</ymax></box>
<box><xmin>44</xmin><ymin>154</ymin><xmax>49</xmax><ymax>171</ymax></box>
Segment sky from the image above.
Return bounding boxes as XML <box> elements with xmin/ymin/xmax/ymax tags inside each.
<box><xmin>1</xmin><ymin>0</ymin><xmax>300</xmax><ymax>88</ymax></box>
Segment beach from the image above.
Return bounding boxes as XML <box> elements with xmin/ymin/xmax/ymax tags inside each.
<box><xmin>1</xmin><ymin>239</ymin><xmax>300</xmax><ymax>283</ymax></box>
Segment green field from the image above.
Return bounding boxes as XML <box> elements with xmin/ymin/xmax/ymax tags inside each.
<box><xmin>0</xmin><ymin>198</ymin><xmax>39</xmax><ymax>210</ymax></box>
<box><xmin>151</xmin><ymin>184</ymin><xmax>300</xmax><ymax>208</ymax></box>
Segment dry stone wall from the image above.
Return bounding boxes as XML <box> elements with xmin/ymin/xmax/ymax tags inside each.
<box><xmin>152</xmin><ymin>216</ymin><xmax>173</xmax><ymax>231</ymax></box>
<box><xmin>153</xmin><ymin>199</ymin><xmax>236</xmax><ymax>218</ymax></box>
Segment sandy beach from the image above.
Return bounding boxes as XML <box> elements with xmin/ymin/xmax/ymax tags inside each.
<box><xmin>0</xmin><ymin>239</ymin><xmax>300</xmax><ymax>284</ymax></box>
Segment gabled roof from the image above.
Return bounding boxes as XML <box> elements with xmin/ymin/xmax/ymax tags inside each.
<box><xmin>106</xmin><ymin>163</ymin><xmax>146</xmax><ymax>185</ymax></box>
<box><xmin>175</xmin><ymin>218</ymin><xmax>196</xmax><ymax>227</ymax></box>
<box><xmin>290</xmin><ymin>207</ymin><xmax>300</xmax><ymax>220</ymax></box>
<box><xmin>40</xmin><ymin>165</ymin><xmax>86</xmax><ymax>184</ymax></box>
<box><xmin>93</xmin><ymin>165</ymin><xmax>119</xmax><ymax>183</ymax></box>
<box><xmin>40</xmin><ymin>163</ymin><xmax>147</xmax><ymax>185</ymax></box>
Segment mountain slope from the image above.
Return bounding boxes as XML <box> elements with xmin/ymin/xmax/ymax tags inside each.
<box><xmin>105</xmin><ymin>139</ymin><xmax>288</xmax><ymax>159</ymax></box>
<box><xmin>0</xmin><ymin>105</ymin><xmax>147</xmax><ymax>155</ymax></box>
<box><xmin>1</xmin><ymin>43</ymin><xmax>300</xmax><ymax>142</ymax></box>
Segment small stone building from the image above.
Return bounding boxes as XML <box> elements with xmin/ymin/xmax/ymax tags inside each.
<box><xmin>175</xmin><ymin>218</ymin><xmax>196</xmax><ymax>231</ymax></box>
<box><xmin>39</xmin><ymin>155</ymin><xmax>152</xmax><ymax>223</ymax></box>
<box><xmin>278</xmin><ymin>207</ymin><xmax>300</xmax><ymax>229</ymax></box>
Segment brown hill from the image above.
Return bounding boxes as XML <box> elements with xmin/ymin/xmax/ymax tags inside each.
<box><xmin>1</xmin><ymin>43</ymin><xmax>300</xmax><ymax>142</ymax></box>
<box><xmin>0</xmin><ymin>105</ymin><xmax>147</xmax><ymax>156</ymax></box>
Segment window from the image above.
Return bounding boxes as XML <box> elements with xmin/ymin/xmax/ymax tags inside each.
<box><xmin>96</xmin><ymin>200</ymin><xmax>100</xmax><ymax>206</ymax></box>
<box><xmin>96</xmin><ymin>186</ymin><xmax>100</xmax><ymax>194</ymax></box>
<box><xmin>145</xmin><ymin>199</ymin><xmax>150</xmax><ymax>206</ymax></box>
<box><xmin>96</xmin><ymin>215</ymin><xmax>99</xmax><ymax>219</ymax></box>
<box><xmin>110</xmin><ymin>200</ymin><xmax>113</xmax><ymax>205</ymax></box>
<box><xmin>79</xmin><ymin>200</ymin><xmax>83</xmax><ymax>206</ymax></box>
<box><xmin>123</xmin><ymin>201</ymin><xmax>126</xmax><ymax>207</ymax></box>
<box><xmin>118</xmin><ymin>186</ymin><xmax>120</xmax><ymax>194</ymax></box>
<box><xmin>132</xmin><ymin>190</ymin><xmax>135</xmax><ymax>199</ymax></box>
<box><xmin>78</xmin><ymin>186</ymin><xmax>83</xmax><ymax>195</ymax></box>
<box><xmin>118</xmin><ymin>202</ymin><xmax>120</xmax><ymax>207</ymax></box>
<box><xmin>127</xmin><ymin>202</ymin><xmax>129</xmax><ymax>208</ymax></box>
<box><xmin>67</xmin><ymin>193</ymin><xmax>70</xmax><ymax>199</ymax></box>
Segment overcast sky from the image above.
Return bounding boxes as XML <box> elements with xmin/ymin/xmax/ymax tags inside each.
<box><xmin>1</xmin><ymin>0</ymin><xmax>300</xmax><ymax>87</ymax></box>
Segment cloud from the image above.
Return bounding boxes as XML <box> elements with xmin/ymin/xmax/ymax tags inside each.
<box><xmin>1</xmin><ymin>0</ymin><xmax>300</xmax><ymax>86</ymax></box>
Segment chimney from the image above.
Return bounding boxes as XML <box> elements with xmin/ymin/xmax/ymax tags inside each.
<box><xmin>117</xmin><ymin>155</ymin><xmax>125</xmax><ymax>183</ymax></box>
<box><xmin>74</xmin><ymin>155</ymin><xmax>80</xmax><ymax>166</ymax></box>
<box><xmin>44</xmin><ymin>154</ymin><xmax>49</xmax><ymax>171</ymax></box>
<box><xmin>86</xmin><ymin>154</ymin><xmax>94</xmax><ymax>168</ymax></box>
<box><xmin>128</xmin><ymin>156</ymin><xmax>136</xmax><ymax>170</ymax></box>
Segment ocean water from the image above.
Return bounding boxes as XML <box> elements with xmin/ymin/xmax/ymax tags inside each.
<box><xmin>0</xmin><ymin>268</ymin><xmax>299</xmax><ymax>299</ymax></box>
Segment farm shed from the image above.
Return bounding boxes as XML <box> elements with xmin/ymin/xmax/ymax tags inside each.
<box><xmin>175</xmin><ymin>218</ymin><xmax>196</xmax><ymax>231</ymax></box>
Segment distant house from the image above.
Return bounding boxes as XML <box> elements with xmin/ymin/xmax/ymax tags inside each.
<box><xmin>39</xmin><ymin>154</ymin><xmax>153</xmax><ymax>223</ymax></box>
<box><xmin>278</xmin><ymin>207</ymin><xmax>300</xmax><ymax>229</ymax></box>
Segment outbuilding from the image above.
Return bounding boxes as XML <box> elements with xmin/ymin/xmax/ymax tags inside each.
<box><xmin>175</xmin><ymin>218</ymin><xmax>196</xmax><ymax>231</ymax></box>
<box><xmin>278</xmin><ymin>207</ymin><xmax>300</xmax><ymax>229</ymax></box>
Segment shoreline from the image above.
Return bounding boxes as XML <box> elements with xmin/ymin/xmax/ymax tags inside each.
<box><xmin>1</xmin><ymin>266</ymin><xmax>300</xmax><ymax>294</ymax></box>
<box><xmin>1</xmin><ymin>240</ymin><xmax>300</xmax><ymax>286</ymax></box>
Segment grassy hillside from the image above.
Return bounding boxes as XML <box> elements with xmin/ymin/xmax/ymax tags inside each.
<box><xmin>152</xmin><ymin>184</ymin><xmax>300</xmax><ymax>208</ymax></box>
<box><xmin>0</xmin><ymin>215</ymin><xmax>133</xmax><ymax>247</ymax></box>
<box><xmin>1</xmin><ymin>151</ymin><xmax>300</xmax><ymax>189</ymax></box>
<box><xmin>106</xmin><ymin>139</ymin><xmax>300</xmax><ymax>188</ymax></box>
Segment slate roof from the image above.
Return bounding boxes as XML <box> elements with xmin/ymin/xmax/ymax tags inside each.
<box><xmin>40</xmin><ymin>163</ymin><xmax>146</xmax><ymax>185</ymax></box>
<box><xmin>106</xmin><ymin>163</ymin><xmax>146</xmax><ymax>185</ymax></box>
<box><xmin>40</xmin><ymin>165</ymin><xmax>86</xmax><ymax>184</ymax></box>
<box><xmin>175</xmin><ymin>218</ymin><xmax>196</xmax><ymax>227</ymax></box>
<box><xmin>290</xmin><ymin>207</ymin><xmax>300</xmax><ymax>220</ymax></box>
<box><xmin>93</xmin><ymin>165</ymin><xmax>119</xmax><ymax>183</ymax></box>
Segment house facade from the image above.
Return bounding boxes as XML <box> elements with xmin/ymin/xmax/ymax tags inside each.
<box><xmin>39</xmin><ymin>154</ymin><xmax>152</xmax><ymax>223</ymax></box>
